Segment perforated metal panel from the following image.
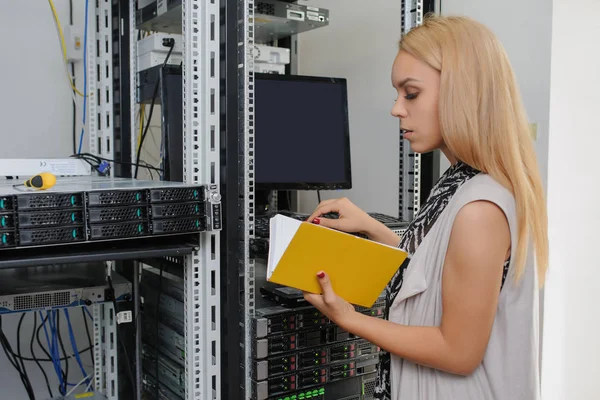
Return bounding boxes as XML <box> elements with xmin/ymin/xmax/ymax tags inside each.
<box><xmin>89</xmin><ymin>1</ymin><xmax>117</xmax><ymax>398</ymax></box>
<box><xmin>12</xmin><ymin>291</ymin><xmax>71</xmax><ymax>310</ymax></box>
<box><xmin>182</xmin><ymin>0</ymin><xmax>222</xmax><ymax>398</ymax></box>
<box><xmin>399</xmin><ymin>0</ymin><xmax>424</xmax><ymax>222</ymax></box>
<box><xmin>89</xmin><ymin>0</ymin><xmax>115</xmax><ymax>164</ymax></box>
<box><xmin>241</xmin><ymin>0</ymin><xmax>256</xmax><ymax>397</ymax></box>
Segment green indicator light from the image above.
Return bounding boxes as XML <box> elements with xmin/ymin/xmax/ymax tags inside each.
<box><xmin>71</xmin><ymin>196</ymin><xmax>75</xmax><ymax>205</ymax></box>
<box><xmin>72</xmin><ymin>229</ymin><xmax>77</xmax><ymax>238</ymax></box>
<box><xmin>318</xmin><ymin>388</ymin><xmax>325</xmax><ymax>394</ymax></box>
<box><xmin>284</xmin><ymin>397</ymin><xmax>290</xmax><ymax>400</ymax></box>
<box><xmin>195</xmin><ymin>205</ymin><xmax>199</xmax><ymax>213</ymax></box>
<box><xmin>137</xmin><ymin>208</ymin><xmax>141</xmax><ymax>217</ymax></box>
<box><xmin>71</xmin><ymin>213</ymin><xmax>76</xmax><ymax>222</ymax></box>
<box><xmin>312</xmin><ymin>390</ymin><xmax>319</xmax><ymax>395</ymax></box>
<box><xmin>0</xmin><ymin>199</ymin><xmax>4</xmax><ymax>209</ymax></box>
<box><xmin>1</xmin><ymin>217</ymin><xmax>5</xmax><ymax>227</ymax></box>
<box><xmin>2</xmin><ymin>234</ymin><xmax>7</xmax><ymax>244</ymax></box>
<box><xmin>136</xmin><ymin>193</ymin><xmax>141</xmax><ymax>201</ymax></box>
<box><xmin>196</xmin><ymin>220</ymin><xmax>199</xmax><ymax>227</ymax></box>
<box><xmin>194</xmin><ymin>190</ymin><xmax>198</xmax><ymax>198</ymax></box>
<box><xmin>138</xmin><ymin>224</ymin><xmax>143</xmax><ymax>233</ymax></box>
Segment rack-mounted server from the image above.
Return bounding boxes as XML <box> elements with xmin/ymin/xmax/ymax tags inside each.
<box><xmin>0</xmin><ymin>177</ymin><xmax>221</xmax><ymax>249</ymax></box>
<box><xmin>250</xmin><ymin>298</ymin><xmax>384</xmax><ymax>400</ymax></box>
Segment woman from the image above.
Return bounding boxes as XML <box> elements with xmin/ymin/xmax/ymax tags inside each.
<box><xmin>304</xmin><ymin>15</ymin><xmax>548</xmax><ymax>400</ymax></box>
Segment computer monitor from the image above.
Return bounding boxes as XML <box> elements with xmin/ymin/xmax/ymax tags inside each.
<box><xmin>254</xmin><ymin>73</ymin><xmax>352</xmax><ymax>190</ymax></box>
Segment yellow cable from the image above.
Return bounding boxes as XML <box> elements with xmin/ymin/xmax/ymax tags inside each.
<box><xmin>48</xmin><ymin>0</ymin><xmax>87</xmax><ymax>98</ymax></box>
<box><xmin>138</xmin><ymin>105</ymin><xmax>145</xmax><ymax>151</ymax></box>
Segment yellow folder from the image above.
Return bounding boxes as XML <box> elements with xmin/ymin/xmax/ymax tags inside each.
<box><xmin>266</xmin><ymin>214</ymin><xmax>408</xmax><ymax>308</ymax></box>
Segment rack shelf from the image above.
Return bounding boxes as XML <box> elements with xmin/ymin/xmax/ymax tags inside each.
<box><xmin>0</xmin><ymin>234</ymin><xmax>198</xmax><ymax>269</ymax></box>
<box><xmin>136</xmin><ymin>0</ymin><xmax>330</xmax><ymax>41</ymax></box>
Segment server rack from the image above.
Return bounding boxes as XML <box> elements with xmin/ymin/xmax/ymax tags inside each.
<box><xmin>102</xmin><ymin>0</ymin><xmax>428</xmax><ymax>399</ymax></box>
<box><xmin>0</xmin><ymin>1</ymin><xmax>219</xmax><ymax>400</ymax></box>
<box><xmin>121</xmin><ymin>0</ymin><xmax>222</xmax><ymax>399</ymax></box>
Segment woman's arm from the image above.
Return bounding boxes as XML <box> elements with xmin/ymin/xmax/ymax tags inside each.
<box><xmin>306</xmin><ymin>200</ymin><xmax>510</xmax><ymax>376</ymax></box>
<box><xmin>364</xmin><ymin>219</ymin><xmax>403</xmax><ymax>247</ymax></box>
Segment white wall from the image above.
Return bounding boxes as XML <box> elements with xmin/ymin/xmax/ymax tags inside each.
<box><xmin>439</xmin><ymin>0</ymin><xmax>553</xmax><ymax>192</ymax></box>
<box><xmin>295</xmin><ymin>0</ymin><xmax>402</xmax><ymax>216</ymax></box>
<box><xmin>541</xmin><ymin>0</ymin><xmax>600</xmax><ymax>398</ymax></box>
<box><xmin>0</xmin><ymin>1</ymin><xmax>87</xmax><ymax>158</ymax></box>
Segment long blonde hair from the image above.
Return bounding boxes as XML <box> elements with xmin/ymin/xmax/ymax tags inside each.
<box><xmin>400</xmin><ymin>15</ymin><xmax>548</xmax><ymax>286</ymax></box>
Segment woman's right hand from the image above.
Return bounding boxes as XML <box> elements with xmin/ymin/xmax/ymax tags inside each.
<box><xmin>306</xmin><ymin>198</ymin><xmax>374</xmax><ymax>235</ymax></box>
<box><xmin>307</xmin><ymin>198</ymin><xmax>402</xmax><ymax>247</ymax></box>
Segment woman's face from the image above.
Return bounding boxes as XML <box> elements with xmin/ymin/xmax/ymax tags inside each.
<box><xmin>391</xmin><ymin>50</ymin><xmax>451</xmax><ymax>159</ymax></box>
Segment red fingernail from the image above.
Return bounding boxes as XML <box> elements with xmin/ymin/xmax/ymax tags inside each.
<box><xmin>313</xmin><ymin>218</ymin><xmax>320</xmax><ymax>225</ymax></box>
<box><xmin>317</xmin><ymin>271</ymin><xmax>325</xmax><ymax>278</ymax></box>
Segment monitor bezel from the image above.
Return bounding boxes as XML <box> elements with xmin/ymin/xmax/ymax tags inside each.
<box><xmin>253</xmin><ymin>73</ymin><xmax>353</xmax><ymax>191</ymax></box>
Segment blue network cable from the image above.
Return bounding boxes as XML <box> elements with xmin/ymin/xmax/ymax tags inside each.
<box><xmin>64</xmin><ymin>309</ymin><xmax>92</xmax><ymax>390</ymax></box>
<box><xmin>77</xmin><ymin>0</ymin><xmax>89</xmax><ymax>154</ymax></box>
<box><xmin>40</xmin><ymin>311</ymin><xmax>66</xmax><ymax>395</ymax></box>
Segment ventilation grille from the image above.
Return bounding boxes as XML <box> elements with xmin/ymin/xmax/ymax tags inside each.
<box><xmin>149</xmin><ymin>188</ymin><xmax>203</xmax><ymax>203</ymax></box>
<box><xmin>152</xmin><ymin>218</ymin><xmax>205</xmax><ymax>234</ymax></box>
<box><xmin>363</xmin><ymin>377</ymin><xmax>377</xmax><ymax>398</ymax></box>
<box><xmin>88</xmin><ymin>190</ymin><xmax>146</xmax><ymax>206</ymax></box>
<box><xmin>13</xmin><ymin>291</ymin><xmax>72</xmax><ymax>311</ymax></box>
<box><xmin>18</xmin><ymin>193</ymin><xmax>82</xmax><ymax>210</ymax></box>
<box><xmin>151</xmin><ymin>202</ymin><xmax>203</xmax><ymax>218</ymax></box>
<box><xmin>88</xmin><ymin>206</ymin><xmax>148</xmax><ymax>223</ymax></box>
<box><xmin>19</xmin><ymin>210</ymin><xmax>84</xmax><ymax>227</ymax></box>
<box><xmin>255</xmin><ymin>2</ymin><xmax>275</xmax><ymax>15</ymax></box>
<box><xmin>19</xmin><ymin>227</ymin><xmax>84</xmax><ymax>245</ymax></box>
<box><xmin>90</xmin><ymin>222</ymin><xmax>149</xmax><ymax>239</ymax></box>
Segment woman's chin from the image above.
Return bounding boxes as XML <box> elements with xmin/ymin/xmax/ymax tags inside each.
<box><xmin>407</xmin><ymin>141</ymin><xmax>430</xmax><ymax>154</ymax></box>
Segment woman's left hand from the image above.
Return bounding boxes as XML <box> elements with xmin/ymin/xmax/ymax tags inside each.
<box><xmin>303</xmin><ymin>271</ymin><xmax>357</xmax><ymax>329</ymax></box>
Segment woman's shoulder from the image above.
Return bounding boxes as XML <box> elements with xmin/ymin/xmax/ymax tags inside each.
<box><xmin>458</xmin><ymin>172</ymin><xmax>516</xmax><ymax>206</ymax></box>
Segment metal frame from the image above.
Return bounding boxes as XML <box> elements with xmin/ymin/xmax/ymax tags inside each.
<box><xmin>88</xmin><ymin>0</ymin><xmax>115</xmax><ymax>165</ymax></box>
<box><xmin>129</xmin><ymin>0</ymin><xmax>139</xmax><ymax>177</ymax></box>
<box><xmin>399</xmin><ymin>0</ymin><xmax>424</xmax><ymax>222</ymax></box>
<box><xmin>240</xmin><ymin>0</ymin><xmax>256</xmax><ymax>397</ymax></box>
<box><xmin>93</xmin><ymin>302</ymin><xmax>119</xmax><ymax>399</ymax></box>
<box><xmin>220</xmin><ymin>0</ymin><xmax>243</xmax><ymax>397</ymax></box>
<box><xmin>89</xmin><ymin>1</ymin><xmax>120</xmax><ymax>398</ymax></box>
<box><xmin>112</xmin><ymin>0</ymin><xmax>133</xmax><ymax>178</ymax></box>
<box><xmin>181</xmin><ymin>0</ymin><xmax>223</xmax><ymax>398</ymax></box>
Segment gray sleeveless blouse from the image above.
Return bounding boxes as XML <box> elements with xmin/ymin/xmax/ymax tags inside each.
<box><xmin>385</xmin><ymin>173</ymin><xmax>541</xmax><ymax>399</ymax></box>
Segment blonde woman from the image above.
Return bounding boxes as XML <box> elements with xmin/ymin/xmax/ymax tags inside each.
<box><xmin>304</xmin><ymin>15</ymin><xmax>548</xmax><ymax>400</ymax></box>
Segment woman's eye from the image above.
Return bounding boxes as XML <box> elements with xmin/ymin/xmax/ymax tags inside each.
<box><xmin>404</xmin><ymin>93</ymin><xmax>419</xmax><ymax>100</ymax></box>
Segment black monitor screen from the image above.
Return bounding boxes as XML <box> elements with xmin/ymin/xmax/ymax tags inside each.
<box><xmin>254</xmin><ymin>73</ymin><xmax>352</xmax><ymax>190</ymax></box>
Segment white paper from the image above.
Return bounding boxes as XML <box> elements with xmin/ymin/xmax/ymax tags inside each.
<box><xmin>266</xmin><ymin>215</ymin><xmax>302</xmax><ymax>279</ymax></box>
